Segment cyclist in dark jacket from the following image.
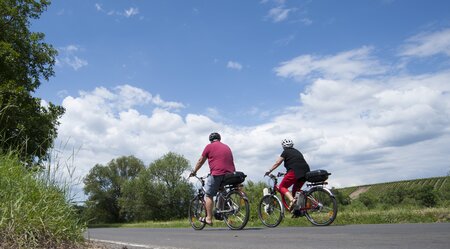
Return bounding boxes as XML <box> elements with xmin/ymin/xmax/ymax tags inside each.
<box><xmin>265</xmin><ymin>139</ymin><xmax>310</xmax><ymax>211</ymax></box>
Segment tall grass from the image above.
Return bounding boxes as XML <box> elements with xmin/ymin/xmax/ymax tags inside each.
<box><xmin>0</xmin><ymin>151</ymin><xmax>85</xmax><ymax>248</ymax></box>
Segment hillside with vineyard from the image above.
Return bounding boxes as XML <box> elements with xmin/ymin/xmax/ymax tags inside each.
<box><xmin>339</xmin><ymin>176</ymin><xmax>449</xmax><ymax>199</ymax></box>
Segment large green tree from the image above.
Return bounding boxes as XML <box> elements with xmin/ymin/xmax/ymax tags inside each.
<box><xmin>83</xmin><ymin>155</ymin><xmax>145</xmax><ymax>223</ymax></box>
<box><xmin>0</xmin><ymin>0</ymin><xmax>64</xmax><ymax>165</ymax></box>
<box><xmin>120</xmin><ymin>152</ymin><xmax>194</xmax><ymax>221</ymax></box>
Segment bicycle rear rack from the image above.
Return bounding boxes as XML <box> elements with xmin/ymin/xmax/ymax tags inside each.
<box><xmin>306</xmin><ymin>181</ymin><xmax>328</xmax><ymax>187</ymax></box>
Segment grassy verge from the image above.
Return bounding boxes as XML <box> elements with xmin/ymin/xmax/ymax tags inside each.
<box><xmin>0</xmin><ymin>152</ymin><xmax>85</xmax><ymax>248</ymax></box>
<box><xmin>89</xmin><ymin>207</ymin><xmax>450</xmax><ymax>229</ymax></box>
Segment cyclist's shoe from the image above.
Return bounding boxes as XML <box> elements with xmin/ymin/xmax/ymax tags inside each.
<box><xmin>199</xmin><ymin>217</ymin><xmax>213</xmax><ymax>226</ymax></box>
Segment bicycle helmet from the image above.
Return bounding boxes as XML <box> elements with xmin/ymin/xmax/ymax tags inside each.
<box><xmin>281</xmin><ymin>138</ymin><xmax>294</xmax><ymax>148</ymax></box>
<box><xmin>209</xmin><ymin>132</ymin><xmax>221</xmax><ymax>142</ymax></box>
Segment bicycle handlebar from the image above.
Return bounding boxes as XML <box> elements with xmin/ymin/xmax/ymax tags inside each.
<box><xmin>264</xmin><ymin>172</ymin><xmax>285</xmax><ymax>179</ymax></box>
<box><xmin>188</xmin><ymin>173</ymin><xmax>210</xmax><ymax>185</ymax></box>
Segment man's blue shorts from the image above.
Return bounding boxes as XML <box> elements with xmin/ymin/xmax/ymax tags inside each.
<box><xmin>205</xmin><ymin>174</ymin><xmax>225</xmax><ymax>197</ymax></box>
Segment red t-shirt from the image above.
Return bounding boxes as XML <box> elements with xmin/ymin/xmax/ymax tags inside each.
<box><xmin>202</xmin><ymin>141</ymin><xmax>235</xmax><ymax>176</ymax></box>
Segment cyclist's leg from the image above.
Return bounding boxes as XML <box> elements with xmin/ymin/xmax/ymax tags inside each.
<box><xmin>278</xmin><ymin>171</ymin><xmax>296</xmax><ymax>207</ymax></box>
<box><xmin>291</xmin><ymin>178</ymin><xmax>307</xmax><ymax>216</ymax></box>
<box><xmin>292</xmin><ymin>178</ymin><xmax>306</xmax><ymax>196</ymax></box>
<box><xmin>205</xmin><ymin>175</ymin><xmax>225</xmax><ymax>224</ymax></box>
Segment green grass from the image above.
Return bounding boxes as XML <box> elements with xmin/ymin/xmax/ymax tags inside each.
<box><xmin>88</xmin><ymin>207</ymin><xmax>450</xmax><ymax>229</ymax></box>
<box><xmin>0</xmin><ymin>151</ymin><xmax>86</xmax><ymax>248</ymax></box>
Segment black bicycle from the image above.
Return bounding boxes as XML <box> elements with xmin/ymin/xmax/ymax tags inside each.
<box><xmin>188</xmin><ymin>172</ymin><xmax>250</xmax><ymax>230</ymax></box>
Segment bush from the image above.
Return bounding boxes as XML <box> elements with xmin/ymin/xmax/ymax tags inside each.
<box><xmin>438</xmin><ymin>177</ymin><xmax>450</xmax><ymax>203</ymax></box>
<box><xmin>0</xmin><ymin>152</ymin><xmax>85</xmax><ymax>248</ymax></box>
<box><xmin>358</xmin><ymin>192</ymin><xmax>378</xmax><ymax>209</ymax></box>
<box><xmin>380</xmin><ymin>186</ymin><xmax>409</xmax><ymax>205</ymax></box>
<box><xmin>332</xmin><ymin>187</ymin><xmax>351</xmax><ymax>206</ymax></box>
<box><xmin>414</xmin><ymin>185</ymin><xmax>438</xmax><ymax>207</ymax></box>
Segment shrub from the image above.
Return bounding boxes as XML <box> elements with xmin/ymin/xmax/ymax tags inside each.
<box><xmin>380</xmin><ymin>186</ymin><xmax>409</xmax><ymax>205</ymax></box>
<box><xmin>414</xmin><ymin>185</ymin><xmax>438</xmax><ymax>207</ymax></box>
<box><xmin>0</xmin><ymin>152</ymin><xmax>85</xmax><ymax>248</ymax></box>
<box><xmin>358</xmin><ymin>192</ymin><xmax>378</xmax><ymax>209</ymax></box>
<box><xmin>332</xmin><ymin>187</ymin><xmax>351</xmax><ymax>206</ymax></box>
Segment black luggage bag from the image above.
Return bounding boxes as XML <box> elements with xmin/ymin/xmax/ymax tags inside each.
<box><xmin>222</xmin><ymin>171</ymin><xmax>247</xmax><ymax>186</ymax></box>
<box><xmin>305</xmin><ymin>170</ymin><xmax>330</xmax><ymax>183</ymax></box>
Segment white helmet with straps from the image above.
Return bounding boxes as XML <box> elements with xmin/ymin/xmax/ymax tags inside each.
<box><xmin>281</xmin><ymin>138</ymin><xmax>294</xmax><ymax>148</ymax></box>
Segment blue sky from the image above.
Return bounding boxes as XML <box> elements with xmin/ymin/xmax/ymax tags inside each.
<box><xmin>31</xmin><ymin>0</ymin><xmax>450</xmax><ymax>200</ymax></box>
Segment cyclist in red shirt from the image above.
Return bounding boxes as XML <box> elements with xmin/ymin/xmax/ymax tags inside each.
<box><xmin>265</xmin><ymin>138</ymin><xmax>310</xmax><ymax>211</ymax></box>
<box><xmin>190</xmin><ymin>132</ymin><xmax>235</xmax><ymax>226</ymax></box>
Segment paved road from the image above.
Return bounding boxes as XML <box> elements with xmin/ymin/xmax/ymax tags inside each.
<box><xmin>86</xmin><ymin>223</ymin><xmax>450</xmax><ymax>249</ymax></box>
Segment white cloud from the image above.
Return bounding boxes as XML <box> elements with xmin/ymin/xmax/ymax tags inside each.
<box><xmin>95</xmin><ymin>3</ymin><xmax>103</xmax><ymax>12</ymax></box>
<box><xmin>399</xmin><ymin>28</ymin><xmax>450</xmax><ymax>58</ymax></box>
<box><xmin>267</xmin><ymin>6</ymin><xmax>293</xmax><ymax>23</ymax></box>
<box><xmin>274</xmin><ymin>46</ymin><xmax>387</xmax><ymax>81</ymax></box>
<box><xmin>124</xmin><ymin>7</ymin><xmax>139</xmax><ymax>18</ymax></box>
<box><xmin>271</xmin><ymin>40</ymin><xmax>450</xmax><ymax>187</ymax></box>
<box><xmin>95</xmin><ymin>4</ymin><xmax>140</xmax><ymax>18</ymax></box>
<box><xmin>227</xmin><ymin>61</ymin><xmax>243</xmax><ymax>70</ymax></box>
<box><xmin>57</xmin><ymin>70</ymin><xmax>450</xmax><ymax>201</ymax></box>
<box><xmin>54</xmin><ymin>29</ymin><xmax>450</xmax><ymax>201</ymax></box>
<box><xmin>56</xmin><ymin>45</ymin><xmax>88</xmax><ymax>71</ymax></box>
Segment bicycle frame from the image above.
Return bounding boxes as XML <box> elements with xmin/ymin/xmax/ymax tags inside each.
<box><xmin>189</xmin><ymin>174</ymin><xmax>250</xmax><ymax>230</ymax></box>
<box><xmin>192</xmin><ymin>175</ymin><xmax>247</xmax><ymax>211</ymax></box>
<box><xmin>266</xmin><ymin>172</ymin><xmax>334</xmax><ymax>213</ymax></box>
<box><xmin>259</xmin><ymin>172</ymin><xmax>337</xmax><ymax>227</ymax></box>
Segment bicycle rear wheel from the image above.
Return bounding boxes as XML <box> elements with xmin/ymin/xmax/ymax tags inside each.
<box><xmin>188</xmin><ymin>196</ymin><xmax>207</xmax><ymax>230</ymax></box>
<box><xmin>223</xmin><ymin>190</ymin><xmax>250</xmax><ymax>230</ymax></box>
<box><xmin>257</xmin><ymin>195</ymin><xmax>283</xmax><ymax>227</ymax></box>
<box><xmin>305</xmin><ymin>187</ymin><xmax>337</xmax><ymax>226</ymax></box>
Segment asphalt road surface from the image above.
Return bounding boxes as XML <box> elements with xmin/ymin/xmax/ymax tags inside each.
<box><xmin>86</xmin><ymin>223</ymin><xmax>450</xmax><ymax>249</ymax></box>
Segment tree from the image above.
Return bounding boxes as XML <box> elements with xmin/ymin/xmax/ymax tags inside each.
<box><xmin>0</xmin><ymin>0</ymin><xmax>64</xmax><ymax>165</ymax></box>
<box><xmin>146</xmin><ymin>152</ymin><xmax>194</xmax><ymax>220</ymax></box>
<box><xmin>120</xmin><ymin>152</ymin><xmax>194</xmax><ymax>221</ymax></box>
<box><xmin>83</xmin><ymin>156</ymin><xmax>145</xmax><ymax>223</ymax></box>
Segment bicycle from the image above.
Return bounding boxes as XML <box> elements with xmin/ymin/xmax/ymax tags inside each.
<box><xmin>188</xmin><ymin>172</ymin><xmax>250</xmax><ymax>230</ymax></box>
<box><xmin>257</xmin><ymin>170</ymin><xmax>337</xmax><ymax>227</ymax></box>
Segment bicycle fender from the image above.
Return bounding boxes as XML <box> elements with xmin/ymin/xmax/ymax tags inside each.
<box><xmin>239</xmin><ymin>191</ymin><xmax>249</xmax><ymax>201</ymax></box>
<box><xmin>308</xmin><ymin>186</ymin><xmax>335</xmax><ymax>197</ymax></box>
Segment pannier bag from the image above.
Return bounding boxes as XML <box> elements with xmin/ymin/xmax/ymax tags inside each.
<box><xmin>305</xmin><ymin>170</ymin><xmax>330</xmax><ymax>183</ymax></box>
<box><xmin>222</xmin><ymin>171</ymin><xmax>247</xmax><ymax>186</ymax></box>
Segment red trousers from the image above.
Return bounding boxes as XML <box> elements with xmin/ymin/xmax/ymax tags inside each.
<box><xmin>278</xmin><ymin>170</ymin><xmax>305</xmax><ymax>196</ymax></box>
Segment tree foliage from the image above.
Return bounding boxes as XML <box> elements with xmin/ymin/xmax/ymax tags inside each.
<box><xmin>120</xmin><ymin>152</ymin><xmax>194</xmax><ymax>221</ymax></box>
<box><xmin>0</xmin><ymin>0</ymin><xmax>64</xmax><ymax>165</ymax></box>
<box><xmin>83</xmin><ymin>155</ymin><xmax>145</xmax><ymax>223</ymax></box>
<box><xmin>84</xmin><ymin>153</ymin><xmax>194</xmax><ymax>223</ymax></box>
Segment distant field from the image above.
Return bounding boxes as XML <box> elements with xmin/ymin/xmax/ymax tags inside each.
<box><xmin>339</xmin><ymin>176</ymin><xmax>449</xmax><ymax>199</ymax></box>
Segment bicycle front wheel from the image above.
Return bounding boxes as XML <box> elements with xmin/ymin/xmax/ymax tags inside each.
<box><xmin>188</xmin><ymin>196</ymin><xmax>206</xmax><ymax>230</ymax></box>
<box><xmin>223</xmin><ymin>190</ymin><xmax>250</xmax><ymax>230</ymax></box>
<box><xmin>257</xmin><ymin>194</ymin><xmax>283</xmax><ymax>227</ymax></box>
<box><xmin>305</xmin><ymin>187</ymin><xmax>337</xmax><ymax>226</ymax></box>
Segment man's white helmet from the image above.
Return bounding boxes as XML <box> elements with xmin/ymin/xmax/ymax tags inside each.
<box><xmin>281</xmin><ymin>139</ymin><xmax>294</xmax><ymax>148</ymax></box>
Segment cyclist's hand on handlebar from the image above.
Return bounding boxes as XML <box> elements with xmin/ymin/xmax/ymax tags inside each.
<box><xmin>189</xmin><ymin>171</ymin><xmax>196</xmax><ymax>177</ymax></box>
<box><xmin>264</xmin><ymin>171</ymin><xmax>271</xmax><ymax>176</ymax></box>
